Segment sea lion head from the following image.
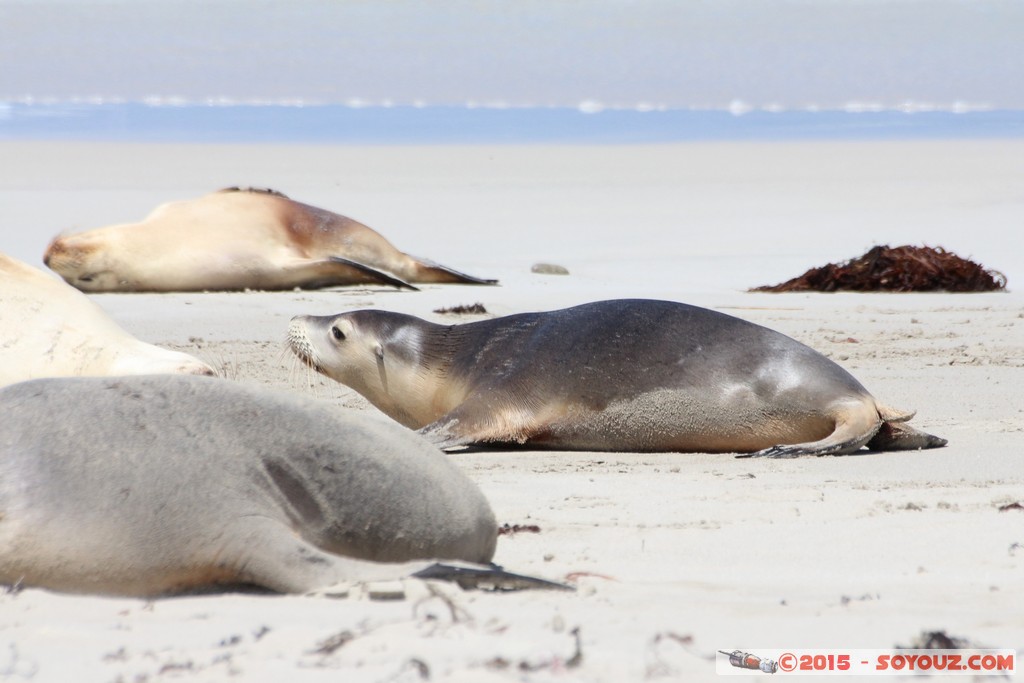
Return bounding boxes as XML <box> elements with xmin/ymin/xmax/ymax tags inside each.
<box><xmin>287</xmin><ymin>310</ymin><xmax>452</xmax><ymax>428</ymax></box>
<box><xmin>287</xmin><ymin>311</ymin><xmax>389</xmax><ymax>388</ymax></box>
<box><xmin>44</xmin><ymin>231</ymin><xmax>130</xmax><ymax>292</ymax></box>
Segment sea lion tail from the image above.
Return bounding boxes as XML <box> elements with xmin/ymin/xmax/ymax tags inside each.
<box><xmin>405</xmin><ymin>255</ymin><xmax>498</xmax><ymax>285</ymax></box>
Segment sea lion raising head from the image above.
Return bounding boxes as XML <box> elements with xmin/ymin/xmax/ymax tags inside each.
<box><xmin>287</xmin><ymin>299</ymin><xmax>946</xmax><ymax>457</ymax></box>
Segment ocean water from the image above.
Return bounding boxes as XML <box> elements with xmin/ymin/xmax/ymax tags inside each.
<box><xmin>2</xmin><ymin>0</ymin><xmax>1023</xmax><ymax>143</ymax></box>
<box><xmin>3</xmin><ymin>101</ymin><xmax>1024</xmax><ymax>144</ymax></box>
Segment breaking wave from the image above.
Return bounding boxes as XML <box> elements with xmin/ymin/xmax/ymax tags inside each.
<box><xmin>0</xmin><ymin>97</ymin><xmax>1019</xmax><ymax>144</ymax></box>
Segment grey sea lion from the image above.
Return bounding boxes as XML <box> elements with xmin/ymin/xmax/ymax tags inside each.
<box><xmin>286</xmin><ymin>299</ymin><xmax>946</xmax><ymax>457</ymax></box>
<box><xmin>0</xmin><ymin>375</ymin><xmax>499</xmax><ymax>596</ymax></box>
<box><xmin>43</xmin><ymin>187</ymin><xmax>497</xmax><ymax>292</ymax></box>
<box><xmin>0</xmin><ymin>252</ymin><xmax>213</xmax><ymax>387</ymax></box>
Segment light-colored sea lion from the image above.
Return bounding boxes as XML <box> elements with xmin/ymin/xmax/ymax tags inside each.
<box><xmin>0</xmin><ymin>375</ymin><xmax>499</xmax><ymax>596</ymax></box>
<box><xmin>287</xmin><ymin>299</ymin><xmax>947</xmax><ymax>457</ymax></box>
<box><xmin>43</xmin><ymin>187</ymin><xmax>497</xmax><ymax>292</ymax></box>
<box><xmin>0</xmin><ymin>252</ymin><xmax>213</xmax><ymax>387</ymax></box>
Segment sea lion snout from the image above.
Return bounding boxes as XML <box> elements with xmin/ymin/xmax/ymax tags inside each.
<box><xmin>42</xmin><ymin>236</ymin><xmax>67</xmax><ymax>267</ymax></box>
<box><xmin>184</xmin><ymin>363</ymin><xmax>217</xmax><ymax>377</ymax></box>
<box><xmin>43</xmin><ymin>235</ymin><xmax>96</xmax><ymax>274</ymax></box>
<box><xmin>286</xmin><ymin>314</ymin><xmax>358</xmax><ymax>373</ymax></box>
<box><xmin>286</xmin><ymin>316</ymin><xmax>323</xmax><ymax>370</ymax></box>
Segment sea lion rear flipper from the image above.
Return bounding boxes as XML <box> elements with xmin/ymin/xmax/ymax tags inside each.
<box><xmin>739</xmin><ymin>435</ymin><xmax>873</xmax><ymax>459</ymax></box>
<box><xmin>738</xmin><ymin>400</ymin><xmax>882</xmax><ymax>458</ymax></box>
<box><xmin>406</xmin><ymin>255</ymin><xmax>498</xmax><ymax>285</ymax></box>
<box><xmin>740</xmin><ymin>401</ymin><xmax>947</xmax><ymax>458</ymax></box>
<box><xmin>866</xmin><ymin>420</ymin><xmax>947</xmax><ymax>451</ymax></box>
<box><xmin>876</xmin><ymin>403</ymin><xmax>915</xmax><ymax>423</ymax></box>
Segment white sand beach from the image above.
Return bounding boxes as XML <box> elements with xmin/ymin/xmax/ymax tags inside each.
<box><xmin>0</xmin><ymin>139</ymin><xmax>1021</xmax><ymax>681</ymax></box>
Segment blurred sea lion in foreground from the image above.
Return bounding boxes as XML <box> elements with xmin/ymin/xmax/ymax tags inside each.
<box><xmin>44</xmin><ymin>187</ymin><xmax>497</xmax><ymax>292</ymax></box>
<box><xmin>287</xmin><ymin>299</ymin><xmax>946</xmax><ymax>457</ymax></box>
<box><xmin>0</xmin><ymin>252</ymin><xmax>213</xmax><ymax>387</ymax></box>
<box><xmin>0</xmin><ymin>375</ymin><xmax>509</xmax><ymax>597</ymax></box>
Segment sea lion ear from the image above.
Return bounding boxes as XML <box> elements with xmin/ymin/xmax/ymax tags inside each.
<box><xmin>374</xmin><ymin>343</ymin><xmax>384</xmax><ymax>360</ymax></box>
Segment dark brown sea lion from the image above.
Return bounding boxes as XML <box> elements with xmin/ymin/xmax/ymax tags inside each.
<box><xmin>287</xmin><ymin>299</ymin><xmax>946</xmax><ymax>457</ymax></box>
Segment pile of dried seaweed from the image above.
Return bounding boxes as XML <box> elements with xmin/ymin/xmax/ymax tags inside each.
<box><xmin>752</xmin><ymin>245</ymin><xmax>1007</xmax><ymax>293</ymax></box>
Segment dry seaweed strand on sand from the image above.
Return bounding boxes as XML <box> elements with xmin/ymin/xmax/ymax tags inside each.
<box><xmin>751</xmin><ymin>245</ymin><xmax>1007</xmax><ymax>293</ymax></box>
<box><xmin>498</xmin><ymin>523</ymin><xmax>542</xmax><ymax>536</ymax></box>
<box><xmin>434</xmin><ymin>303</ymin><xmax>489</xmax><ymax>315</ymax></box>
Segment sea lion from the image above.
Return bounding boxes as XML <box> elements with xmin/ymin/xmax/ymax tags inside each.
<box><xmin>0</xmin><ymin>375</ymin><xmax>499</xmax><ymax>596</ymax></box>
<box><xmin>43</xmin><ymin>187</ymin><xmax>497</xmax><ymax>292</ymax></box>
<box><xmin>0</xmin><ymin>252</ymin><xmax>213</xmax><ymax>387</ymax></box>
<box><xmin>286</xmin><ymin>299</ymin><xmax>946</xmax><ymax>457</ymax></box>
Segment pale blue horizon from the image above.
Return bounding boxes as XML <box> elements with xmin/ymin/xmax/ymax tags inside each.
<box><xmin>2</xmin><ymin>0</ymin><xmax>1023</xmax><ymax>110</ymax></box>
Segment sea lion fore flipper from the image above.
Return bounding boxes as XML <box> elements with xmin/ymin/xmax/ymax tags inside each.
<box><xmin>320</xmin><ymin>257</ymin><xmax>419</xmax><ymax>290</ymax></box>
<box><xmin>231</xmin><ymin>517</ymin><xmax>443</xmax><ymax>593</ymax></box>
<box><xmin>412</xmin><ymin>562</ymin><xmax>574</xmax><ymax>591</ymax></box>
<box><xmin>418</xmin><ymin>398</ymin><xmax>544</xmax><ymax>449</ymax></box>
<box><xmin>220</xmin><ymin>516</ymin><xmax>351</xmax><ymax>593</ymax></box>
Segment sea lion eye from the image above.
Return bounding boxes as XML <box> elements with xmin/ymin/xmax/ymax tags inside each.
<box><xmin>331</xmin><ymin>325</ymin><xmax>345</xmax><ymax>341</ymax></box>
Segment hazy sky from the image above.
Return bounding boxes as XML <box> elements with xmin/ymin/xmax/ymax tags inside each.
<box><xmin>2</xmin><ymin>0</ymin><xmax>1023</xmax><ymax>108</ymax></box>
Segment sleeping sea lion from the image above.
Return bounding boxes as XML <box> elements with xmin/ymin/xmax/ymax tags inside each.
<box><xmin>0</xmin><ymin>375</ymin><xmax>500</xmax><ymax>596</ymax></box>
<box><xmin>0</xmin><ymin>252</ymin><xmax>213</xmax><ymax>387</ymax></box>
<box><xmin>43</xmin><ymin>187</ymin><xmax>497</xmax><ymax>292</ymax></box>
